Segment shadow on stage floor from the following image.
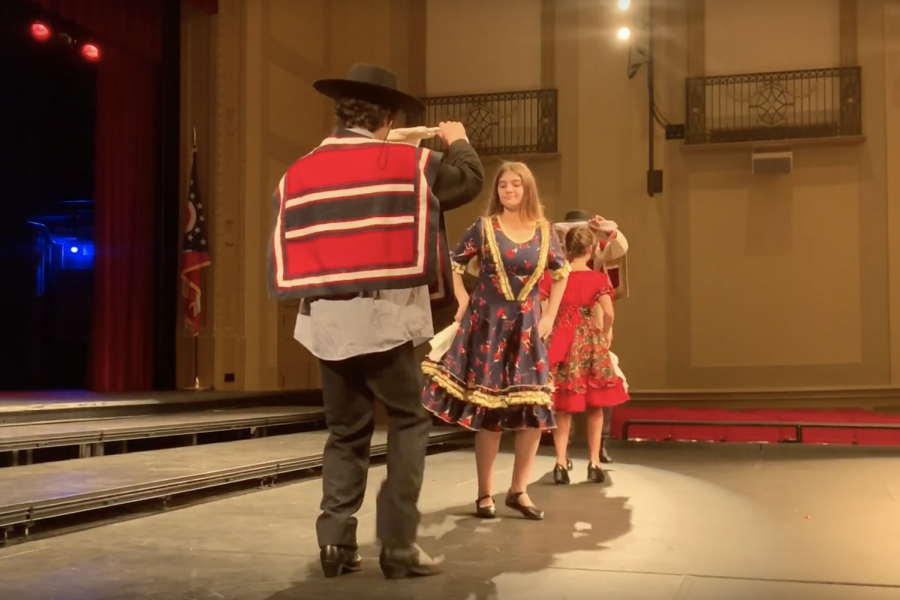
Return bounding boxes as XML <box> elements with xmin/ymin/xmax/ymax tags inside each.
<box><xmin>266</xmin><ymin>457</ymin><xmax>632</xmax><ymax>600</ymax></box>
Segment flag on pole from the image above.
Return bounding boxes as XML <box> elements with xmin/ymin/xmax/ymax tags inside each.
<box><xmin>181</xmin><ymin>128</ymin><xmax>211</xmax><ymax>337</ymax></box>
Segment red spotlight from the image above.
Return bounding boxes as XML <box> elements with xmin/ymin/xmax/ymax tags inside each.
<box><xmin>81</xmin><ymin>43</ymin><xmax>100</xmax><ymax>61</ymax></box>
<box><xmin>31</xmin><ymin>22</ymin><xmax>51</xmax><ymax>41</ymax></box>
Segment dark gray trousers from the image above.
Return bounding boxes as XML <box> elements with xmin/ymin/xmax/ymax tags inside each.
<box><xmin>315</xmin><ymin>341</ymin><xmax>432</xmax><ymax>550</ymax></box>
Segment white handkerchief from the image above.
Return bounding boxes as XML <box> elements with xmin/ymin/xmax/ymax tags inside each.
<box><xmin>609</xmin><ymin>351</ymin><xmax>628</xmax><ymax>392</ymax></box>
<box><xmin>387</xmin><ymin>126</ymin><xmax>441</xmax><ymax>147</ymax></box>
<box><xmin>553</xmin><ymin>220</ymin><xmax>619</xmax><ymax>235</ymax></box>
<box><xmin>427</xmin><ymin>322</ymin><xmax>458</xmax><ymax>362</ymax></box>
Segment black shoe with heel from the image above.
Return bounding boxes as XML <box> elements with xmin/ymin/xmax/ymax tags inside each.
<box><xmin>475</xmin><ymin>495</ymin><xmax>496</xmax><ymax>519</ymax></box>
<box><xmin>587</xmin><ymin>462</ymin><xmax>606</xmax><ymax>483</ymax></box>
<box><xmin>320</xmin><ymin>545</ymin><xmax>362</xmax><ymax>578</ymax></box>
<box><xmin>505</xmin><ymin>491</ymin><xmax>544</xmax><ymax>520</ymax></box>
<box><xmin>553</xmin><ymin>463</ymin><xmax>570</xmax><ymax>485</ymax></box>
<box><xmin>566</xmin><ymin>455</ymin><xmax>573</xmax><ymax>471</ymax></box>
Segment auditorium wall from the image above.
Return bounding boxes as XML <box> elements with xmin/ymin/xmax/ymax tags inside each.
<box><xmin>177</xmin><ymin>0</ymin><xmax>426</xmax><ymax>391</ymax></box>
<box><xmin>178</xmin><ymin>0</ymin><xmax>900</xmax><ymax>398</ymax></box>
<box><xmin>425</xmin><ymin>0</ymin><xmax>567</xmax><ymax>243</ymax></box>
<box><xmin>550</xmin><ymin>0</ymin><xmax>900</xmax><ymax>392</ymax></box>
<box><xmin>425</xmin><ymin>0</ymin><xmax>543</xmax><ymax>96</ymax></box>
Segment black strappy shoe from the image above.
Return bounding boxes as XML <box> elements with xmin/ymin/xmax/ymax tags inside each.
<box><xmin>553</xmin><ymin>463</ymin><xmax>570</xmax><ymax>485</ymax></box>
<box><xmin>475</xmin><ymin>495</ymin><xmax>496</xmax><ymax>519</ymax></box>
<box><xmin>505</xmin><ymin>491</ymin><xmax>544</xmax><ymax>520</ymax></box>
<box><xmin>587</xmin><ymin>462</ymin><xmax>606</xmax><ymax>483</ymax></box>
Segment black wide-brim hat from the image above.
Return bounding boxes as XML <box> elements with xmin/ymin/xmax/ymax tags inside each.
<box><xmin>313</xmin><ymin>63</ymin><xmax>425</xmax><ymax>114</ymax></box>
<box><xmin>563</xmin><ymin>209</ymin><xmax>591</xmax><ymax>223</ymax></box>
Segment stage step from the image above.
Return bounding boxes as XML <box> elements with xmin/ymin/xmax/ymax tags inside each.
<box><xmin>0</xmin><ymin>427</ymin><xmax>472</xmax><ymax>545</ymax></box>
<box><xmin>0</xmin><ymin>390</ymin><xmax>322</xmax><ymax>425</ymax></box>
<box><xmin>0</xmin><ymin>406</ymin><xmax>326</xmax><ymax>465</ymax></box>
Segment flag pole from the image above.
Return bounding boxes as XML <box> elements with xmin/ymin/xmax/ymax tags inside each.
<box><xmin>191</xmin><ymin>126</ymin><xmax>201</xmax><ymax>391</ymax></box>
<box><xmin>188</xmin><ymin>127</ymin><xmax>200</xmax><ymax>391</ymax></box>
<box><xmin>193</xmin><ymin>335</ymin><xmax>200</xmax><ymax>390</ymax></box>
<box><xmin>180</xmin><ymin>125</ymin><xmax>211</xmax><ymax>392</ymax></box>
<box><xmin>180</xmin><ymin>127</ymin><xmax>201</xmax><ymax>392</ymax></box>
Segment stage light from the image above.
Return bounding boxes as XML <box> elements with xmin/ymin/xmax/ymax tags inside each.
<box><xmin>618</xmin><ymin>0</ymin><xmax>631</xmax><ymax>9</ymax></box>
<box><xmin>617</xmin><ymin>26</ymin><xmax>631</xmax><ymax>40</ymax></box>
<box><xmin>70</xmin><ymin>246</ymin><xmax>79</xmax><ymax>254</ymax></box>
<box><xmin>31</xmin><ymin>22</ymin><xmax>51</xmax><ymax>41</ymax></box>
<box><xmin>81</xmin><ymin>43</ymin><xmax>100</xmax><ymax>61</ymax></box>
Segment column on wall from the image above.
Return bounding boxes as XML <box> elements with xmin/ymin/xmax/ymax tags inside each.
<box><xmin>195</xmin><ymin>0</ymin><xmax>427</xmax><ymax>393</ymax></box>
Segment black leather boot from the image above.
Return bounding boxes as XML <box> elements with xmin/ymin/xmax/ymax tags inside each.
<box><xmin>320</xmin><ymin>545</ymin><xmax>362</xmax><ymax>578</ymax></box>
<box><xmin>379</xmin><ymin>544</ymin><xmax>443</xmax><ymax>579</ymax></box>
<box><xmin>600</xmin><ymin>439</ymin><xmax>613</xmax><ymax>464</ymax></box>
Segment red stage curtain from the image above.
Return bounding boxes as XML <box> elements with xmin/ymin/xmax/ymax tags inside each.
<box><xmin>90</xmin><ymin>50</ymin><xmax>159</xmax><ymax>392</ymax></box>
<box><xmin>184</xmin><ymin>0</ymin><xmax>218</xmax><ymax>15</ymax></box>
<box><xmin>31</xmin><ymin>0</ymin><xmax>165</xmax><ymax>391</ymax></box>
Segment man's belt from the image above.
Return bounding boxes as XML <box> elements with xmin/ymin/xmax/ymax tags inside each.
<box><xmin>298</xmin><ymin>291</ymin><xmax>378</xmax><ymax>315</ymax></box>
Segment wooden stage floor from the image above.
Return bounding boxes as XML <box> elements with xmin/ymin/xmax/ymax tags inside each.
<box><xmin>0</xmin><ymin>389</ymin><xmax>305</xmax><ymax>411</ymax></box>
<box><xmin>1</xmin><ymin>441</ymin><xmax>900</xmax><ymax>599</ymax></box>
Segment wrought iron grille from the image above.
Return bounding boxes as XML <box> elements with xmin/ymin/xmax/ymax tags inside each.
<box><xmin>407</xmin><ymin>89</ymin><xmax>558</xmax><ymax>156</ymax></box>
<box><xmin>685</xmin><ymin>67</ymin><xmax>862</xmax><ymax>145</ymax></box>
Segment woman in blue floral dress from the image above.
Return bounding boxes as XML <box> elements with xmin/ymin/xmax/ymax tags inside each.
<box><xmin>422</xmin><ymin>161</ymin><xmax>570</xmax><ymax>521</ymax></box>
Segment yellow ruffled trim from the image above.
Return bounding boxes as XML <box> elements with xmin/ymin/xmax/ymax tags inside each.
<box><xmin>483</xmin><ymin>218</ymin><xmax>552</xmax><ymax>302</ymax></box>
<box><xmin>517</xmin><ymin>220</ymin><xmax>551</xmax><ymax>301</ymax></box>
<box><xmin>451</xmin><ymin>261</ymin><xmax>467</xmax><ymax>275</ymax></box>
<box><xmin>550</xmin><ymin>261</ymin><xmax>571</xmax><ymax>281</ymax></box>
<box><xmin>422</xmin><ymin>361</ymin><xmax>553</xmax><ymax>410</ymax></box>
<box><xmin>483</xmin><ymin>218</ymin><xmax>516</xmax><ymax>302</ymax></box>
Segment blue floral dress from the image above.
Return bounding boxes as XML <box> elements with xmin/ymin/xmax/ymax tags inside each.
<box><xmin>421</xmin><ymin>216</ymin><xmax>571</xmax><ymax>432</ymax></box>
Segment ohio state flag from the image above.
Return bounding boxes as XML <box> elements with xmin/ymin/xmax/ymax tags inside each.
<box><xmin>180</xmin><ymin>136</ymin><xmax>211</xmax><ymax>336</ymax></box>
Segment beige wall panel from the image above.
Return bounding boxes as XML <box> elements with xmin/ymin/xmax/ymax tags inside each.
<box><xmin>268</xmin><ymin>0</ymin><xmax>326</xmax><ymax>66</ymax></box>
<box><xmin>426</xmin><ymin>0</ymin><xmax>542</xmax><ymax>96</ymax></box>
<box><xmin>705</xmin><ymin>0</ymin><xmax>841</xmax><ymax>75</ymax></box>
<box><xmin>686</xmin><ymin>155</ymin><xmax>862</xmax><ymax>368</ymax></box>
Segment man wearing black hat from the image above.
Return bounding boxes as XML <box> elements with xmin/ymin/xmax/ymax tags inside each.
<box><xmin>268</xmin><ymin>64</ymin><xmax>484</xmax><ymax>579</ymax></box>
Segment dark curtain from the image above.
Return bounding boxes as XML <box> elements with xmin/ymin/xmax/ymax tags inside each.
<box><xmin>92</xmin><ymin>50</ymin><xmax>159</xmax><ymax>392</ymax></box>
<box><xmin>184</xmin><ymin>0</ymin><xmax>218</xmax><ymax>14</ymax></box>
<box><xmin>32</xmin><ymin>0</ymin><xmax>164</xmax><ymax>392</ymax></box>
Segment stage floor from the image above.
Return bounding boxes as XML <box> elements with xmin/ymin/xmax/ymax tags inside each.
<box><xmin>1</xmin><ymin>442</ymin><xmax>900</xmax><ymax>600</ymax></box>
<box><xmin>0</xmin><ymin>389</ymin><xmax>302</xmax><ymax>411</ymax></box>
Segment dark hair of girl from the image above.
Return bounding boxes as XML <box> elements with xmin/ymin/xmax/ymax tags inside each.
<box><xmin>564</xmin><ymin>225</ymin><xmax>596</xmax><ymax>261</ymax></box>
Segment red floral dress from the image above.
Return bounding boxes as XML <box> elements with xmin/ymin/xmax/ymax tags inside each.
<box><xmin>421</xmin><ymin>217</ymin><xmax>570</xmax><ymax>432</ymax></box>
<box><xmin>539</xmin><ymin>270</ymin><xmax>629</xmax><ymax>413</ymax></box>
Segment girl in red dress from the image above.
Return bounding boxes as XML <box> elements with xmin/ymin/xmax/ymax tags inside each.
<box><xmin>539</xmin><ymin>225</ymin><xmax>629</xmax><ymax>485</ymax></box>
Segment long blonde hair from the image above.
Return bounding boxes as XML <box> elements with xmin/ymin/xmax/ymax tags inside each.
<box><xmin>484</xmin><ymin>162</ymin><xmax>546</xmax><ymax>224</ymax></box>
